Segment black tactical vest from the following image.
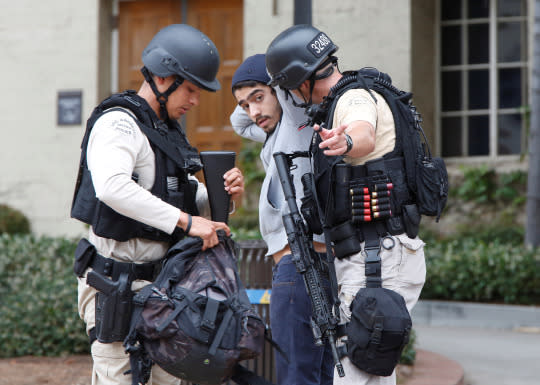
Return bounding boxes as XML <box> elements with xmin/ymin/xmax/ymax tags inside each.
<box><xmin>71</xmin><ymin>91</ymin><xmax>202</xmax><ymax>243</ymax></box>
<box><xmin>308</xmin><ymin>68</ymin><xmax>415</xmax><ymax>227</ymax></box>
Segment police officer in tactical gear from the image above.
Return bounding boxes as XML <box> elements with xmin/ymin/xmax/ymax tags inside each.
<box><xmin>266</xmin><ymin>25</ymin><xmax>426</xmax><ymax>385</ymax></box>
<box><xmin>71</xmin><ymin>24</ymin><xmax>244</xmax><ymax>385</ymax></box>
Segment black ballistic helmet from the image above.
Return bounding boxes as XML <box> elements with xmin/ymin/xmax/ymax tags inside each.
<box><xmin>266</xmin><ymin>24</ymin><xmax>338</xmax><ymax>90</ymax></box>
<box><xmin>142</xmin><ymin>24</ymin><xmax>221</xmax><ymax>92</ymax></box>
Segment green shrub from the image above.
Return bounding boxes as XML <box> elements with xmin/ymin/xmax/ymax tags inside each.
<box><xmin>0</xmin><ymin>234</ymin><xmax>88</xmax><ymax>357</ymax></box>
<box><xmin>0</xmin><ymin>204</ymin><xmax>31</xmax><ymax>235</ymax></box>
<box><xmin>450</xmin><ymin>224</ymin><xmax>525</xmax><ymax>247</ymax></box>
<box><xmin>399</xmin><ymin>328</ymin><xmax>416</xmax><ymax>366</ymax></box>
<box><xmin>422</xmin><ymin>238</ymin><xmax>540</xmax><ymax>304</ymax></box>
<box><xmin>229</xmin><ymin>208</ymin><xmax>259</xmax><ymax>232</ymax></box>
<box><xmin>237</xmin><ymin>138</ymin><xmax>264</xmax><ymax>186</ymax></box>
<box><xmin>1</xmin><ymin>226</ymin><xmax>537</xmax><ymax>360</ymax></box>
<box><xmin>451</xmin><ymin>166</ymin><xmax>527</xmax><ymax>206</ymax></box>
<box><xmin>231</xmin><ymin>225</ymin><xmax>262</xmax><ymax>241</ymax></box>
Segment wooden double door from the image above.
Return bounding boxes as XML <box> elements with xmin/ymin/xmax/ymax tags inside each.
<box><xmin>118</xmin><ymin>0</ymin><xmax>243</xmax><ymax>154</ymax></box>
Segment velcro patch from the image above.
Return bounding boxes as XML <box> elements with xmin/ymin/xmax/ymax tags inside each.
<box><xmin>307</xmin><ymin>32</ymin><xmax>334</xmax><ymax>58</ymax></box>
<box><xmin>348</xmin><ymin>98</ymin><xmax>370</xmax><ymax>106</ymax></box>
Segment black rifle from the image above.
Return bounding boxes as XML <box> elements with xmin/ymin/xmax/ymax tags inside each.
<box><xmin>273</xmin><ymin>151</ymin><xmax>345</xmax><ymax>377</ymax></box>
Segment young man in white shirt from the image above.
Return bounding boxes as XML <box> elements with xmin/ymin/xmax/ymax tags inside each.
<box><xmin>230</xmin><ymin>54</ymin><xmax>334</xmax><ymax>385</ymax></box>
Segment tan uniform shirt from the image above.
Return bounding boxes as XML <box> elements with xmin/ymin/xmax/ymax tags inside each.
<box><xmin>331</xmin><ymin>88</ymin><xmax>396</xmax><ymax>165</ymax></box>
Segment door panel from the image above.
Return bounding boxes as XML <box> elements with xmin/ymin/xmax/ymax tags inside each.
<box><xmin>186</xmin><ymin>0</ymin><xmax>243</xmax><ymax>154</ymax></box>
<box><xmin>118</xmin><ymin>0</ymin><xmax>182</xmax><ymax>92</ymax></box>
<box><xmin>118</xmin><ymin>0</ymin><xmax>243</xmax><ymax>155</ymax></box>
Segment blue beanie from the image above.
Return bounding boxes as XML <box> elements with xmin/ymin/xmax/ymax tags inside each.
<box><xmin>231</xmin><ymin>54</ymin><xmax>271</xmax><ymax>92</ymax></box>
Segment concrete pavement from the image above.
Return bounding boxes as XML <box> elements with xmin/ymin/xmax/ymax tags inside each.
<box><xmin>411</xmin><ymin>301</ymin><xmax>540</xmax><ymax>385</ymax></box>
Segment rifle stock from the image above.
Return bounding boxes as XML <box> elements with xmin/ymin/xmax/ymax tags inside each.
<box><xmin>200</xmin><ymin>151</ymin><xmax>236</xmax><ymax>223</ymax></box>
<box><xmin>273</xmin><ymin>151</ymin><xmax>345</xmax><ymax>377</ymax></box>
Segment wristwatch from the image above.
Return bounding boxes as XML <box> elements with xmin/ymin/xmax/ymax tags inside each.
<box><xmin>344</xmin><ymin>133</ymin><xmax>353</xmax><ymax>154</ymax></box>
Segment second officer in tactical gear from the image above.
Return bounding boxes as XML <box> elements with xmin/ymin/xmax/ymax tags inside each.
<box><xmin>266</xmin><ymin>25</ymin><xmax>427</xmax><ymax>385</ymax></box>
<box><xmin>71</xmin><ymin>24</ymin><xmax>244</xmax><ymax>385</ymax></box>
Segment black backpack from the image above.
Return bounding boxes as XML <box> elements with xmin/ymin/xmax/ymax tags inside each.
<box><xmin>124</xmin><ymin>233</ymin><xmax>273</xmax><ymax>385</ymax></box>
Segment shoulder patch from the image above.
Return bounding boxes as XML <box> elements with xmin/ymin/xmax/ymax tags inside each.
<box><xmin>343</xmin><ymin>89</ymin><xmax>376</xmax><ymax>107</ymax></box>
<box><xmin>111</xmin><ymin>116</ymin><xmax>136</xmax><ymax>136</ymax></box>
<box><xmin>348</xmin><ymin>97</ymin><xmax>370</xmax><ymax>106</ymax></box>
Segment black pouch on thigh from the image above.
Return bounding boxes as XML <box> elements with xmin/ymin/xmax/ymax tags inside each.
<box><xmin>346</xmin><ymin>287</ymin><xmax>412</xmax><ymax>376</ymax></box>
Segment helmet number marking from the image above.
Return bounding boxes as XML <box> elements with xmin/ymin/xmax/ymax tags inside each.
<box><xmin>307</xmin><ymin>33</ymin><xmax>333</xmax><ymax>57</ymax></box>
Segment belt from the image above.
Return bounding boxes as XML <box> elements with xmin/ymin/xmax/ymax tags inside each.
<box><xmin>74</xmin><ymin>238</ymin><xmax>162</xmax><ymax>282</ymax></box>
<box><xmin>355</xmin><ymin>216</ymin><xmax>404</xmax><ymax>243</ymax></box>
<box><xmin>89</xmin><ymin>252</ymin><xmax>161</xmax><ymax>282</ymax></box>
<box><xmin>280</xmin><ymin>251</ymin><xmax>330</xmax><ymax>275</ymax></box>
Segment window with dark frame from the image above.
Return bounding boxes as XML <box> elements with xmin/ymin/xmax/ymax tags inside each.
<box><xmin>439</xmin><ymin>0</ymin><xmax>528</xmax><ymax>158</ymax></box>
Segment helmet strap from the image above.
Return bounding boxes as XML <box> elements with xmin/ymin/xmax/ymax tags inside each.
<box><xmin>286</xmin><ymin>57</ymin><xmax>337</xmax><ymax>109</ymax></box>
<box><xmin>284</xmin><ymin>78</ymin><xmax>315</xmax><ymax>109</ymax></box>
<box><xmin>141</xmin><ymin>66</ymin><xmax>184</xmax><ymax>121</ymax></box>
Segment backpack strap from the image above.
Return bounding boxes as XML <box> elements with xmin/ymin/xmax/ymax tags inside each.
<box><xmin>366</xmin><ymin>314</ymin><xmax>385</xmax><ymax>359</ymax></box>
<box><xmin>125</xmin><ymin>342</ymin><xmax>153</xmax><ymax>385</ymax></box>
<box><xmin>264</xmin><ymin>327</ymin><xmax>289</xmax><ymax>364</ymax></box>
<box><xmin>199</xmin><ymin>297</ymin><xmax>220</xmax><ymax>343</ymax></box>
<box><xmin>231</xmin><ymin>364</ymin><xmax>276</xmax><ymax>385</ymax></box>
<box><xmin>123</xmin><ymin>284</ymin><xmax>156</xmax><ymax>385</ymax></box>
<box><xmin>208</xmin><ymin>308</ymin><xmax>233</xmax><ymax>355</ymax></box>
<box><xmin>155</xmin><ymin>296</ymin><xmax>189</xmax><ymax>334</ymax></box>
<box><xmin>335</xmin><ymin>314</ymin><xmax>384</xmax><ymax>361</ymax></box>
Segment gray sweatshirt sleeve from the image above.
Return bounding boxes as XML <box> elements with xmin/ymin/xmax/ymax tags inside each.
<box><xmin>276</xmin><ymin>88</ymin><xmax>307</xmax><ymax>129</ymax></box>
<box><xmin>229</xmin><ymin>105</ymin><xmax>267</xmax><ymax>143</ymax></box>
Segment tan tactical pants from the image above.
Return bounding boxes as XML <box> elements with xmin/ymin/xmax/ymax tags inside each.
<box><xmin>91</xmin><ymin>341</ymin><xmax>182</xmax><ymax>385</ymax></box>
<box><xmin>78</xmin><ymin>277</ymin><xmax>183</xmax><ymax>385</ymax></box>
<box><xmin>333</xmin><ymin>233</ymin><xmax>426</xmax><ymax>385</ymax></box>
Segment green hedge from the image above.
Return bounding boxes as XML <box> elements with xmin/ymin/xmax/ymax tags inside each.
<box><xmin>1</xmin><ymin>230</ymin><xmax>538</xmax><ymax>359</ymax></box>
<box><xmin>399</xmin><ymin>328</ymin><xmax>416</xmax><ymax>365</ymax></box>
<box><xmin>421</xmin><ymin>236</ymin><xmax>540</xmax><ymax>304</ymax></box>
<box><xmin>0</xmin><ymin>234</ymin><xmax>88</xmax><ymax>357</ymax></box>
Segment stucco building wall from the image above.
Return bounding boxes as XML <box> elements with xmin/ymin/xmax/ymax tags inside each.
<box><xmin>243</xmin><ymin>0</ymin><xmax>412</xmax><ymax>90</ymax></box>
<box><xmin>0</xmin><ymin>0</ymin><xmax>99</xmax><ymax>236</ymax></box>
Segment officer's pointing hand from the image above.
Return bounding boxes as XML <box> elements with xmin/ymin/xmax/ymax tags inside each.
<box><xmin>315</xmin><ymin>123</ymin><xmax>350</xmax><ymax>156</ymax></box>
